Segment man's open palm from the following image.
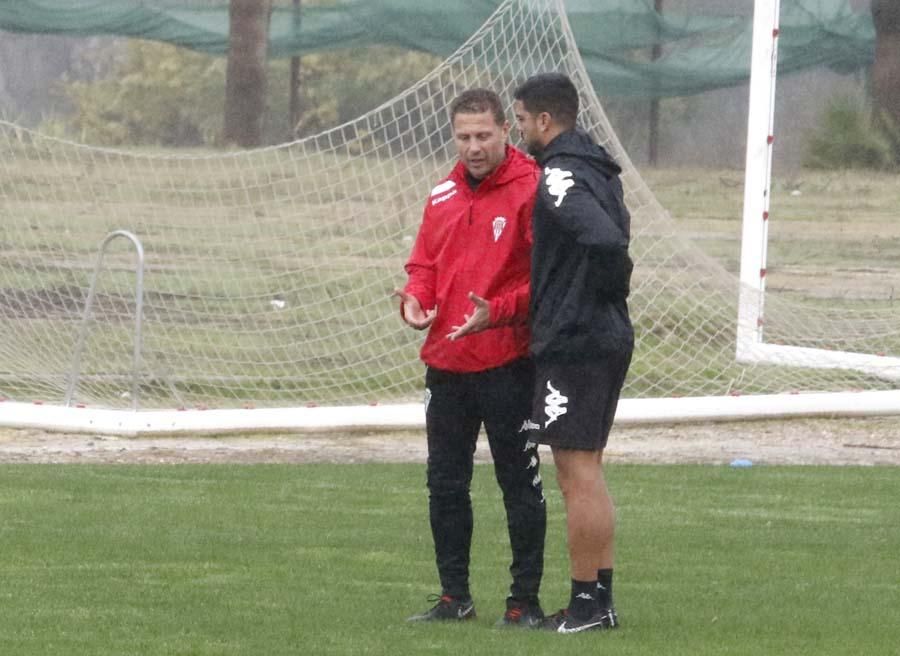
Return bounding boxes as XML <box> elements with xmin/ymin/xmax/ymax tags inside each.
<box><xmin>447</xmin><ymin>292</ymin><xmax>490</xmax><ymax>340</ymax></box>
<box><xmin>394</xmin><ymin>289</ymin><xmax>436</xmax><ymax>330</ymax></box>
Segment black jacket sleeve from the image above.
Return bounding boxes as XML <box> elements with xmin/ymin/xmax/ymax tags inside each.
<box><xmin>538</xmin><ymin>158</ymin><xmax>628</xmax><ymax>252</ymax></box>
<box><xmin>538</xmin><ymin>156</ymin><xmax>632</xmax><ymax>299</ymax></box>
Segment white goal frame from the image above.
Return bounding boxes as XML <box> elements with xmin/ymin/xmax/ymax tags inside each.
<box><xmin>736</xmin><ymin>0</ymin><xmax>900</xmax><ymax>382</ymax></box>
<box><xmin>5</xmin><ymin>389</ymin><xmax>900</xmax><ymax>436</ymax></box>
<box><xmin>3</xmin><ymin>0</ymin><xmax>900</xmax><ymax>436</ymax></box>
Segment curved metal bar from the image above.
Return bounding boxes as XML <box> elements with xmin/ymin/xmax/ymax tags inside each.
<box><xmin>65</xmin><ymin>230</ymin><xmax>145</xmax><ymax>410</ymax></box>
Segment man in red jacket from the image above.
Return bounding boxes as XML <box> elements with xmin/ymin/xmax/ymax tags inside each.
<box><xmin>397</xmin><ymin>88</ymin><xmax>547</xmax><ymax>627</ymax></box>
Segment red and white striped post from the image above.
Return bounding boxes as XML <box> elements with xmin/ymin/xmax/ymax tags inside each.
<box><xmin>737</xmin><ymin>0</ymin><xmax>781</xmax><ymax>362</ymax></box>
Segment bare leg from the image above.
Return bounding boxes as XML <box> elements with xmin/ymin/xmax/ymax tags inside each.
<box><xmin>552</xmin><ymin>447</ymin><xmax>614</xmax><ymax>580</ymax></box>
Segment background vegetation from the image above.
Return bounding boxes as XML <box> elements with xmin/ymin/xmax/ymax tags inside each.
<box><xmin>39</xmin><ymin>37</ymin><xmax>899</xmax><ymax>171</ymax></box>
<box><xmin>49</xmin><ymin>40</ymin><xmax>439</xmax><ymax>146</ymax></box>
<box><xmin>803</xmin><ymin>93</ymin><xmax>900</xmax><ymax>169</ymax></box>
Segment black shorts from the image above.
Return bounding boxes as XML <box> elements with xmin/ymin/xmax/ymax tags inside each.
<box><xmin>529</xmin><ymin>351</ymin><xmax>631</xmax><ymax>451</ymax></box>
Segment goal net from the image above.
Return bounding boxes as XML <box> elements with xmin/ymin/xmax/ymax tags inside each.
<box><xmin>2</xmin><ymin>0</ymin><xmax>900</xmax><ymax>433</ymax></box>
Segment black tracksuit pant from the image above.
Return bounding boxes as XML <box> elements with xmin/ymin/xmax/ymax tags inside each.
<box><xmin>424</xmin><ymin>357</ymin><xmax>546</xmax><ymax>602</ymax></box>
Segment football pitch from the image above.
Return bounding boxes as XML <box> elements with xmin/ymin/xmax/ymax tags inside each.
<box><xmin>1</xmin><ymin>462</ymin><xmax>898</xmax><ymax>655</ymax></box>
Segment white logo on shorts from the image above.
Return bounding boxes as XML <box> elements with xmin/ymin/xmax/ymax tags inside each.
<box><xmin>518</xmin><ymin>419</ymin><xmax>541</xmax><ymax>433</ymax></box>
<box><xmin>424</xmin><ymin>388</ymin><xmax>432</xmax><ymax>414</ymax></box>
<box><xmin>544</xmin><ymin>380</ymin><xmax>568</xmax><ymax>427</ymax></box>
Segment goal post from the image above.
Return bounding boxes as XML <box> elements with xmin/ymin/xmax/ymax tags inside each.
<box><xmin>737</xmin><ymin>0</ymin><xmax>779</xmax><ymax>360</ymax></box>
<box><xmin>737</xmin><ymin>0</ymin><xmax>900</xmax><ymax>382</ymax></box>
<box><xmin>2</xmin><ymin>0</ymin><xmax>900</xmax><ymax>436</ymax></box>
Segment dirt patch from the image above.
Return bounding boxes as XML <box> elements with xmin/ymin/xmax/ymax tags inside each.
<box><xmin>1</xmin><ymin>417</ymin><xmax>898</xmax><ymax>465</ymax></box>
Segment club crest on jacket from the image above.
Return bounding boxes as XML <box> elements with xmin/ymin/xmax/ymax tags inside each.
<box><xmin>492</xmin><ymin>216</ymin><xmax>507</xmax><ymax>242</ymax></box>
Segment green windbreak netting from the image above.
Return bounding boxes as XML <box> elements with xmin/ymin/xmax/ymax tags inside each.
<box><xmin>0</xmin><ymin>0</ymin><xmax>875</xmax><ymax>97</ymax></box>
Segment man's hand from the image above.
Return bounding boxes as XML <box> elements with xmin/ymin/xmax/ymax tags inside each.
<box><xmin>447</xmin><ymin>292</ymin><xmax>491</xmax><ymax>341</ymax></box>
<box><xmin>394</xmin><ymin>289</ymin><xmax>436</xmax><ymax>330</ymax></box>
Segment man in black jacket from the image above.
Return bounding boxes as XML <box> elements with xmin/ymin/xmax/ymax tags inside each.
<box><xmin>513</xmin><ymin>72</ymin><xmax>634</xmax><ymax>634</ymax></box>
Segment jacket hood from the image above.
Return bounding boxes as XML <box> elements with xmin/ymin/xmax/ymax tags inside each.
<box><xmin>449</xmin><ymin>145</ymin><xmax>536</xmax><ymax>189</ymax></box>
<box><xmin>538</xmin><ymin>128</ymin><xmax>621</xmax><ymax>179</ymax></box>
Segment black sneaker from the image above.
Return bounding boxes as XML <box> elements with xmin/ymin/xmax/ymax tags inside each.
<box><xmin>495</xmin><ymin>598</ymin><xmax>544</xmax><ymax>628</ymax></box>
<box><xmin>542</xmin><ymin>607</ymin><xmax>619</xmax><ymax>633</ymax></box>
<box><xmin>407</xmin><ymin>594</ymin><xmax>476</xmax><ymax>622</ymax></box>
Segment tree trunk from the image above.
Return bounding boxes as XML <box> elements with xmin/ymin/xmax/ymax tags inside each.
<box><xmin>648</xmin><ymin>0</ymin><xmax>664</xmax><ymax>167</ymax></box>
<box><xmin>223</xmin><ymin>0</ymin><xmax>272</xmax><ymax>147</ymax></box>
<box><xmin>871</xmin><ymin>0</ymin><xmax>900</xmax><ymax>134</ymax></box>
<box><xmin>289</xmin><ymin>0</ymin><xmax>303</xmax><ymax>140</ymax></box>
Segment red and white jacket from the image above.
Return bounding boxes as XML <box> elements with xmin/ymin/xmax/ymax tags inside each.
<box><xmin>404</xmin><ymin>145</ymin><xmax>539</xmax><ymax>373</ymax></box>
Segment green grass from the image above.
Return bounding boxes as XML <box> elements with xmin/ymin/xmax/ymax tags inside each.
<box><xmin>643</xmin><ymin>167</ymin><xmax>900</xmax><ymax>273</ymax></box>
<box><xmin>1</xmin><ymin>463</ymin><xmax>898</xmax><ymax>655</ymax></box>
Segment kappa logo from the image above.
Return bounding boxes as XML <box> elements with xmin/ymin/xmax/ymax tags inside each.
<box><xmin>423</xmin><ymin>388</ymin><xmax>432</xmax><ymax>414</ymax></box>
<box><xmin>491</xmin><ymin>216</ymin><xmax>507</xmax><ymax>242</ymax></box>
<box><xmin>543</xmin><ymin>380</ymin><xmax>568</xmax><ymax>427</ymax></box>
<box><xmin>544</xmin><ymin>167</ymin><xmax>575</xmax><ymax>207</ymax></box>
<box><xmin>518</xmin><ymin>419</ymin><xmax>541</xmax><ymax>433</ymax></box>
<box><xmin>523</xmin><ymin>439</ymin><xmax>537</xmax><ymax>452</ymax></box>
<box><xmin>431</xmin><ymin>190</ymin><xmax>457</xmax><ymax>205</ymax></box>
<box><xmin>430</xmin><ymin>179</ymin><xmax>458</xmax><ymax>205</ymax></box>
<box><xmin>430</xmin><ymin>180</ymin><xmax>455</xmax><ymax>196</ymax></box>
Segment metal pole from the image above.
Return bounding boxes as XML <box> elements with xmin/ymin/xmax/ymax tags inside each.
<box><xmin>65</xmin><ymin>230</ymin><xmax>145</xmax><ymax>410</ymax></box>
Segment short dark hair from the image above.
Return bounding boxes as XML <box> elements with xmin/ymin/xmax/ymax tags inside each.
<box><xmin>513</xmin><ymin>72</ymin><xmax>579</xmax><ymax>129</ymax></box>
<box><xmin>450</xmin><ymin>88</ymin><xmax>507</xmax><ymax>126</ymax></box>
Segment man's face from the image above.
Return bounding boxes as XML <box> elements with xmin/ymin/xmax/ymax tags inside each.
<box><xmin>452</xmin><ymin>110</ymin><xmax>509</xmax><ymax>179</ymax></box>
<box><xmin>513</xmin><ymin>99</ymin><xmax>544</xmax><ymax>157</ymax></box>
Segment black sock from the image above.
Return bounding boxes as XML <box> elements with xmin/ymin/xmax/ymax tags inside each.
<box><xmin>569</xmin><ymin>579</ymin><xmax>598</xmax><ymax>620</ymax></box>
<box><xmin>597</xmin><ymin>568</ymin><xmax>613</xmax><ymax>608</ymax></box>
